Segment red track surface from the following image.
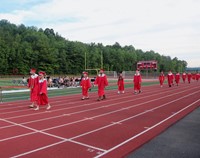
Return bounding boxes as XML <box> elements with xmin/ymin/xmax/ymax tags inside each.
<box><xmin>0</xmin><ymin>82</ymin><xmax>200</xmax><ymax>158</ymax></box>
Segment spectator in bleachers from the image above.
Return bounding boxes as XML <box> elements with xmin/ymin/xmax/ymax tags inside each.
<box><xmin>47</xmin><ymin>76</ymin><xmax>53</xmax><ymax>87</ymax></box>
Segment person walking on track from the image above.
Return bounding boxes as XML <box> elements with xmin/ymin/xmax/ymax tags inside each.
<box><xmin>117</xmin><ymin>72</ymin><xmax>125</xmax><ymax>94</ymax></box>
<box><xmin>95</xmin><ymin>69</ymin><xmax>108</xmax><ymax>101</ymax></box>
<box><xmin>80</xmin><ymin>71</ymin><xmax>91</xmax><ymax>100</ymax></box>
<box><xmin>133</xmin><ymin>69</ymin><xmax>142</xmax><ymax>94</ymax></box>
<box><xmin>34</xmin><ymin>71</ymin><xmax>51</xmax><ymax>110</ymax></box>
<box><xmin>159</xmin><ymin>71</ymin><xmax>165</xmax><ymax>87</ymax></box>
<box><xmin>28</xmin><ymin>68</ymin><xmax>39</xmax><ymax>108</ymax></box>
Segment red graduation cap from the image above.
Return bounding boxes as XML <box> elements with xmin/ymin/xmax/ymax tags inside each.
<box><xmin>30</xmin><ymin>68</ymin><xmax>36</xmax><ymax>73</ymax></box>
<box><xmin>100</xmin><ymin>68</ymin><xmax>104</xmax><ymax>72</ymax></box>
<box><xmin>39</xmin><ymin>71</ymin><xmax>46</xmax><ymax>76</ymax></box>
<box><xmin>83</xmin><ymin>71</ymin><xmax>88</xmax><ymax>75</ymax></box>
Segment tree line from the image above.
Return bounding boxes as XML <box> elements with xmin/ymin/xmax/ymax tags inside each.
<box><xmin>0</xmin><ymin>19</ymin><xmax>187</xmax><ymax>75</ymax></box>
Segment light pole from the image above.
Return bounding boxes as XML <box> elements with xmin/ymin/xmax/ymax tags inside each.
<box><xmin>85</xmin><ymin>52</ymin><xmax>87</xmax><ymax>70</ymax></box>
<box><xmin>101</xmin><ymin>51</ymin><xmax>103</xmax><ymax>69</ymax></box>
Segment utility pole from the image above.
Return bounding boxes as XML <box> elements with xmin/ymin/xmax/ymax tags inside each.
<box><xmin>85</xmin><ymin>52</ymin><xmax>87</xmax><ymax>70</ymax></box>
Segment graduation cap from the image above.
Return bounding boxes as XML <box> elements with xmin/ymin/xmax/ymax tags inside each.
<box><xmin>83</xmin><ymin>71</ymin><xmax>88</xmax><ymax>75</ymax></box>
<box><xmin>39</xmin><ymin>71</ymin><xmax>46</xmax><ymax>76</ymax></box>
<box><xmin>30</xmin><ymin>68</ymin><xmax>36</xmax><ymax>73</ymax></box>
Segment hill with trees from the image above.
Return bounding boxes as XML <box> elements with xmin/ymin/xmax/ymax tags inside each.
<box><xmin>0</xmin><ymin>19</ymin><xmax>187</xmax><ymax>75</ymax></box>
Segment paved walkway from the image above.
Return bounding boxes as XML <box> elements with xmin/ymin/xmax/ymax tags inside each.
<box><xmin>128</xmin><ymin>107</ymin><xmax>200</xmax><ymax>158</ymax></box>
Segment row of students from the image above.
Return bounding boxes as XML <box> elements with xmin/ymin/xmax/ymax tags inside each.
<box><xmin>80</xmin><ymin>69</ymin><xmax>142</xmax><ymax>101</ymax></box>
<box><xmin>159</xmin><ymin>71</ymin><xmax>199</xmax><ymax>87</ymax></box>
<box><xmin>80</xmin><ymin>69</ymin><xmax>108</xmax><ymax>101</ymax></box>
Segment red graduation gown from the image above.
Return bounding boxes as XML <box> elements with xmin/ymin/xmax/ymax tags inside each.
<box><xmin>159</xmin><ymin>74</ymin><xmax>165</xmax><ymax>86</ymax></box>
<box><xmin>38</xmin><ymin>79</ymin><xmax>49</xmax><ymax>106</ymax></box>
<box><xmin>95</xmin><ymin>74</ymin><xmax>108</xmax><ymax>96</ymax></box>
<box><xmin>80</xmin><ymin>77</ymin><xmax>91</xmax><ymax>96</ymax></box>
<box><xmin>182</xmin><ymin>73</ymin><xmax>187</xmax><ymax>83</ymax></box>
<box><xmin>196</xmin><ymin>73</ymin><xmax>200</xmax><ymax>81</ymax></box>
<box><xmin>167</xmin><ymin>73</ymin><xmax>173</xmax><ymax>86</ymax></box>
<box><xmin>187</xmin><ymin>73</ymin><xmax>192</xmax><ymax>83</ymax></box>
<box><xmin>28</xmin><ymin>74</ymin><xmax>39</xmax><ymax>102</ymax></box>
<box><xmin>175</xmin><ymin>73</ymin><xmax>180</xmax><ymax>84</ymax></box>
<box><xmin>118</xmin><ymin>77</ymin><xmax>124</xmax><ymax>91</ymax></box>
<box><xmin>133</xmin><ymin>74</ymin><xmax>142</xmax><ymax>90</ymax></box>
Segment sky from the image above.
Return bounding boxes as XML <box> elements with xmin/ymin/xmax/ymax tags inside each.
<box><xmin>0</xmin><ymin>0</ymin><xmax>200</xmax><ymax>67</ymax></box>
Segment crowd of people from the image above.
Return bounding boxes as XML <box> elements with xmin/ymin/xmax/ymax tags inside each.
<box><xmin>46</xmin><ymin>76</ymin><xmax>80</xmax><ymax>88</ymax></box>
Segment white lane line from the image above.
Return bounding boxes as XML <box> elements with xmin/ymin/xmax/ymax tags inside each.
<box><xmin>67</xmin><ymin>90</ymin><xmax>200</xmax><ymax>140</ymax></box>
<box><xmin>1</xmin><ymin>84</ymin><xmax>191</xmax><ymax>117</ymax></box>
<box><xmin>4</xmin><ymin>85</ymin><xmax>196</xmax><ymax>122</ymax></box>
<box><xmin>0</xmin><ymin>132</ymin><xmax>37</xmax><ymax>142</ymax></box>
<box><xmin>10</xmin><ymin>140</ymin><xmax>67</xmax><ymax>158</ymax></box>
<box><xmin>94</xmin><ymin>99</ymin><xmax>200</xmax><ymax>158</ymax></box>
<box><xmin>41</xmin><ymin>88</ymin><xmax>198</xmax><ymax>132</ymax></box>
<box><xmin>1</xmin><ymin>87</ymin><xmax>198</xmax><ymax>133</ymax></box>
<box><xmin>1</xmin><ymin>118</ymin><xmax>107</xmax><ymax>156</ymax></box>
<box><xmin>69</xmin><ymin>140</ymin><xmax>107</xmax><ymax>152</ymax></box>
<box><xmin>2</xmin><ymin>89</ymin><xmax>198</xmax><ymax>143</ymax></box>
<box><xmin>3</xmin><ymin>88</ymin><xmax>200</xmax><ymax>157</ymax></box>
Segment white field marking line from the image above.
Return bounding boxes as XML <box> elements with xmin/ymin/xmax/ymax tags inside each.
<box><xmin>64</xmin><ymin>90</ymin><xmax>200</xmax><ymax>140</ymax></box>
<box><xmin>10</xmin><ymin>139</ymin><xmax>107</xmax><ymax>158</ymax></box>
<box><xmin>69</xmin><ymin>140</ymin><xmax>107</xmax><ymax>152</ymax></box>
<box><xmin>1</xmin><ymin>88</ymin><xmax>197</xmax><ymax>142</ymax></box>
<box><xmin>16</xmin><ymin>86</ymin><xmax>197</xmax><ymax>128</ymax></box>
<box><xmin>0</xmin><ymin>131</ymin><xmax>37</xmax><ymax>142</ymax></box>
<box><xmin>0</xmin><ymin>85</ymin><xmax>193</xmax><ymax>132</ymax></box>
<box><xmin>10</xmin><ymin>140</ymin><xmax>67</xmax><ymax>158</ymax></box>
<box><xmin>0</xmin><ymin>118</ymin><xmax>89</xmax><ymax>142</ymax></box>
<box><xmin>0</xmin><ymin>84</ymin><xmax>196</xmax><ymax>125</ymax></box>
<box><xmin>0</xmin><ymin>118</ymin><xmax>69</xmax><ymax>140</ymax></box>
<box><xmin>0</xmin><ymin>85</ymin><xmax>154</xmax><ymax>113</ymax></box>
<box><xmin>94</xmin><ymin>99</ymin><xmax>200</xmax><ymax>158</ymax></box>
<box><xmin>1</xmin><ymin>86</ymin><xmax>198</xmax><ymax>132</ymax></box>
<box><xmin>1</xmin><ymin>85</ymin><xmax>198</xmax><ymax>135</ymax></box>
<box><xmin>3</xmin><ymin>84</ymin><xmax>193</xmax><ymax>120</ymax></box>
<box><xmin>1</xmin><ymin>118</ymin><xmax>106</xmax><ymax>153</ymax></box>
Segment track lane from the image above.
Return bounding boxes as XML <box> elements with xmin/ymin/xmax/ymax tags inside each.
<box><xmin>0</xmin><ymin>82</ymin><xmax>198</xmax><ymax>157</ymax></box>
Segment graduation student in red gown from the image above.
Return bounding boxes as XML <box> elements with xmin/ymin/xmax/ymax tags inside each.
<box><xmin>159</xmin><ymin>71</ymin><xmax>165</xmax><ymax>87</ymax></box>
<box><xmin>192</xmin><ymin>73</ymin><xmax>196</xmax><ymax>80</ymax></box>
<box><xmin>182</xmin><ymin>72</ymin><xmax>187</xmax><ymax>83</ymax></box>
<box><xmin>196</xmin><ymin>72</ymin><xmax>200</xmax><ymax>82</ymax></box>
<box><xmin>117</xmin><ymin>72</ymin><xmax>125</xmax><ymax>94</ymax></box>
<box><xmin>28</xmin><ymin>68</ymin><xmax>39</xmax><ymax>108</ymax></box>
<box><xmin>167</xmin><ymin>70</ymin><xmax>174</xmax><ymax>87</ymax></box>
<box><xmin>80</xmin><ymin>71</ymin><xmax>91</xmax><ymax>100</ymax></box>
<box><xmin>187</xmin><ymin>72</ymin><xmax>192</xmax><ymax>83</ymax></box>
<box><xmin>175</xmin><ymin>72</ymin><xmax>180</xmax><ymax>86</ymax></box>
<box><xmin>34</xmin><ymin>71</ymin><xmax>51</xmax><ymax>110</ymax></box>
<box><xmin>133</xmin><ymin>69</ymin><xmax>142</xmax><ymax>94</ymax></box>
<box><xmin>95</xmin><ymin>69</ymin><xmax>108</xmax><ymax>101</ymax></box>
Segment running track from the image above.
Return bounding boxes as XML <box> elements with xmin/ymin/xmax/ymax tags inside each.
<box><xmin>0</xmin><ymin>82</ymin><xmax>200</xmax><ymax>158</ymax></box>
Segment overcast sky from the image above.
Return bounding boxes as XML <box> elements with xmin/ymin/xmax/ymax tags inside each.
<box><xmin>0</xmin><ymin>0</ymin><xmax>200</xmax><ymax>67</ymax></box>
